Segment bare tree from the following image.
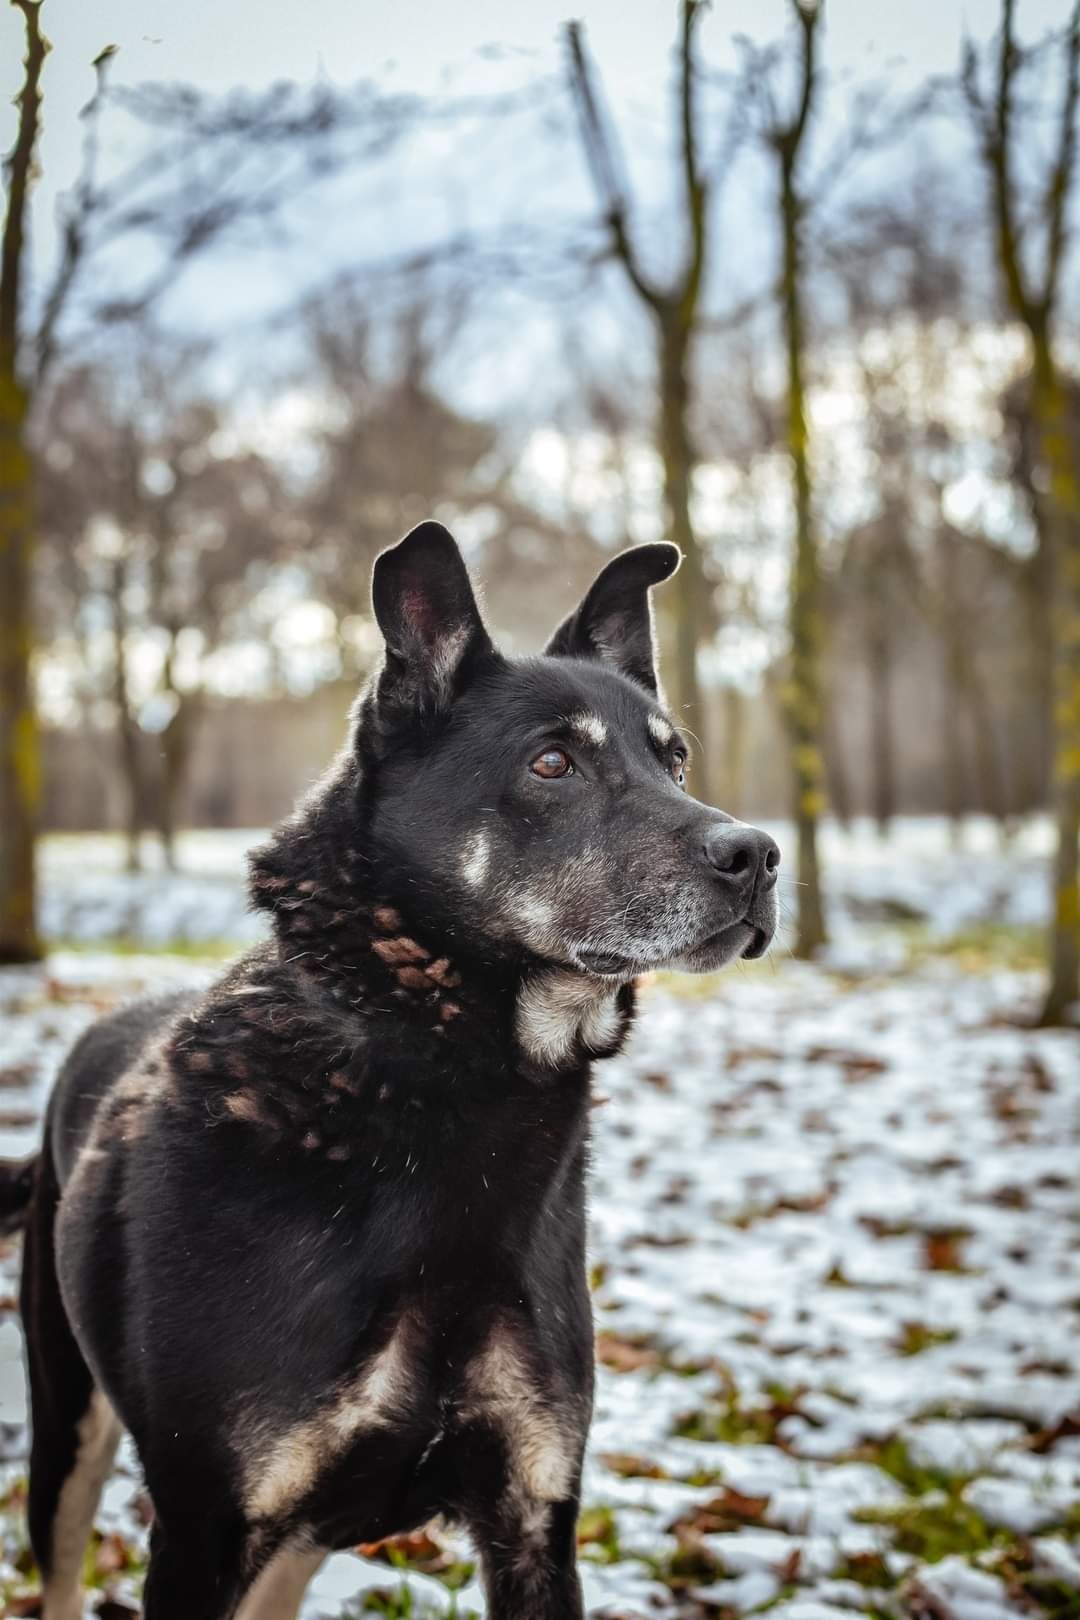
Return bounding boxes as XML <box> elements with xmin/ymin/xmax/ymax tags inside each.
<box><xmin>1</xmin><ymin>29</ymin><xmax>424</xmax><ymax>923</ymax></box>
<box><xmin>565</xmin><ymin>2</ymin><xmax>729</xmax><ymax>792</ymax></box>
<box><xmin>0</xmin><ymin>0</ymin><xmax>48</xmax><ymax>962</ymax></box>
<box><xmin>749</xmin><ymin>0</ymin><xmax>828</xmax><ymax>954</ymax></box>
<box><xmin>39</xmin><ymin>350</ymin><xmax>287</xmax><ymax>868</ymax></box>
<box><xmin>964</xmin><ymin>0</ymin><xmax>1080</xmax><ymax>1021</ymax></box>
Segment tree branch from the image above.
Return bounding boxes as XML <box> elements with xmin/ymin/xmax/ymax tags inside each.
<box><xmin>678</xmin><ymin>0</ymin><xmax>709</xmax><ymax>312</ymax></box>
<box><xmin>1</xmin><ymin>0</ymin><xmax>49</xmax><ymax>370</ymax></box>
<box><xmin>989</xmin><ymin>0</ymin><xmax>1035</xmax><ymax>325</ymax></box>
<box><xmin>564</xmin><ymin>19</ymin><xmax>668</xmax><ymax>312</ymax></box>
<box><xmin>786</xmin><ymin>0</ymin><xmax>820</xmax><ymax>155</ymax></box>
<box><xmin>1042</xmin><ymin>0</ymin><xmax>1080</xmax><ymax>315</ymax></box>
<box><xmin>35</xmin><ymin>43</ymin><xmax>116</xmax><ymax>384</ymax></box>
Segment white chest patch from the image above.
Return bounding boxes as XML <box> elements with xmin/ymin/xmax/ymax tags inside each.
<box><xmin>516</xmin><ymin>969</ymin><xmax>622</xmax><ymax>1068</ymax></box>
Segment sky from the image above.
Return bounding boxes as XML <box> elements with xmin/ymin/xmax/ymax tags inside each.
<box><xmin>4</xmin><ymin>0</ymin><xmax>1067</xmax><ymax>139</ymax></box>
<box><xmin>2</xmin><ymin>0</ymin><xmax>1067</xmax><ymax>325</ymax></box>
<box><xmin>6</xmin><ymin>1</ymin><xmax>1068</xmax><ymax>712</ymax></box>
<box><xmin>3</xmin><ymin>0</ymin><xmax>1070</xmax><ymax>428</ymax></box>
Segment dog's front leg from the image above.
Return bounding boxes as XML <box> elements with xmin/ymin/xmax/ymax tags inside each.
<box><xmin>471</xmin><ymin>1495</ymin><xmax>584</xmax><ymax>1620</ymax></box>
<box><xmin>139</xmin><ymin>1513</ymin><xmax>250</xmax><ymax>1620</ymax></box>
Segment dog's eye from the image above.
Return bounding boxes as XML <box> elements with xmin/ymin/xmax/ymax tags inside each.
<box><xmin>531</xmin><ymin>748</ymin><xmax>573</xmax><ymax>779</ymax></box>
<box><xmin>672</xmin><ymin>750</ymin><xmax>687</xmax><ymax>785</ymax></box>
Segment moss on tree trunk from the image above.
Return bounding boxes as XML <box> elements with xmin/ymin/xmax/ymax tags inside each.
<box><xmin>0</xmin><ymin>0</ymin><xmax>48</xmax><ymax>964</ymax></box>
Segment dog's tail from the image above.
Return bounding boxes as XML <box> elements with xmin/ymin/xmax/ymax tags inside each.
<box><xmin>0</xmin><ymin>1155</ymin><xmax>37</xmax><ymax>1235</ymax></box>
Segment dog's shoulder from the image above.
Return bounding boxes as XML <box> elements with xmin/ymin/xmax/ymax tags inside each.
<box><xmin>163</xmin><ymin>946</ymin><xmax>374</xmax><ymax>1163</ymax></box>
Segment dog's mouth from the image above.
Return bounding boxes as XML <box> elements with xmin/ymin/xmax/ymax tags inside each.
<box><xmin>575</xmin><ymin>916</ymin><xmax>773</xmax><ymax>980</ymax></box>
<box><xmin>576</xmin><ymin>949</ymin><xmax>638</xmax><ymax>977</ymax></box>
<box><xmin>682</xmin><ymin>918</ymin><xmax>768</xmax><ymax>967</ymax></box>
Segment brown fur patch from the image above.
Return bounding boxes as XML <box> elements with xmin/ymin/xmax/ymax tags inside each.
<box><xmin>372</xmin><ymin>937</ymin><xmax>430</xmax><ymax>966</ymax></box>
<box><xmin>224</xmin><ymin>1091</ymin><xmax>263</xmax><ymax>1124</ymax></box>
<box><xmin>396</xmin><ymin>966</ymin><xmax>431</xmax><ymax>991</ymax></box>
<box><xmin>373</xmin><ymin>906</ymin><xmax>403</xmax><ymax>932</ymax></box>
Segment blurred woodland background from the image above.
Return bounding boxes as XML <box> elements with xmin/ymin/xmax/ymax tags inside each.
<box><xmin>1</xmin><ymin>0</ymin><xmax>1079</xmax><ymax>1019</ymax></box>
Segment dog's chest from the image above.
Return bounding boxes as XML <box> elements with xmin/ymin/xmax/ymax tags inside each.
<box><xmin>236</xmin><ymin>1303</ymin><xmax>588</xmax><ymax>1537</ymax></box>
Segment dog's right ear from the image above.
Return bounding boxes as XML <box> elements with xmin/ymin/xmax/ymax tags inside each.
<box><xmin>544</xmin><ymin>543</ymin><xmax>680</xmax><ymax>696</ymax></box>
<box><xmin>371</xmin><ymin>522</ymin><xmax>494</xmax><ymax>723</ymax></box>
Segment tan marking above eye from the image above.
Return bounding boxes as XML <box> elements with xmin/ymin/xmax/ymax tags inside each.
<box><xmin>531</xmin><ymin>748</ymin><xmax>572</xmax><ymax>779</ymax></box>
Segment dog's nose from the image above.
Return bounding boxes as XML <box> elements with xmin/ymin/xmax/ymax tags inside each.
<box><xmin>703</xmin><ymin>824</ymin><xmax>780</xmax><ymax>894</ymax></box>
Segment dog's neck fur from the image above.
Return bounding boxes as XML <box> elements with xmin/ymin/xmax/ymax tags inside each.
<box><xmin>247</xmin><ymin>759</ymin><xmax>634</xmax><ymax>1074</ymax></box>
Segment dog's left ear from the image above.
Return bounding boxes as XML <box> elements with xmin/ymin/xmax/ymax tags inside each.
<box><xmin>372</xmin><ymin>521</ymin><xmax>494</xmax><ymax>721</ymax></box>
<box><xmin>544</xmin><ymin>543</ymin><xmax>681</xmax><ymax>696</ymax></box>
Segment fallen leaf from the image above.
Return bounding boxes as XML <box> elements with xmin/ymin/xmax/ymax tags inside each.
<box><xmin>599</xmin><ymin>1452</ymin><xmax>669</xmax><ymax>1480</ymax></box>
<box><xmin>595</xmin><ymin>1332</ymin><xmax>661</xmax><ymax>1372</ymax></box>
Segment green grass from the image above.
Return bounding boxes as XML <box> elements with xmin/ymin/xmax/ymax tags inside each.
<box><xmin>895</xmin><ymin>1321</ymin><xmax>960</xmax><ymax>1356</ymax></box>
<box><xmin>897</xmin><ymin>921</ymin><xmax>1046</xmax><ymax>973</ymax></box>
<box><xmin>853</xmin><ymin>1494</ymin><xmax>996</xmax><ymax>1562</ymax></box>
<box><xmin>673</xmin><ymin>1383</ymin><xmax>803</xmax><ymax>1446</ymax></box>
<box><xmin>576</xmin><ymin>1505</ymin><xmax>623</xmax><ymax>1564</ymax></box>
<box><xmin>853</xmin><ymin>1435</ymin><xmax>970</xmax><ymax>1497</ymax></box>
<box><xmin>47</xmin><ymin>935</ymin><xmax>244</xmax><ymax>961</ymax></box>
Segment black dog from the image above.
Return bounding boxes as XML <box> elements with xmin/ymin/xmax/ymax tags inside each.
<box><xmin>7</xmin><ymin>524</ymin><xmax>778</xmax><ymax>1619</ymax></box>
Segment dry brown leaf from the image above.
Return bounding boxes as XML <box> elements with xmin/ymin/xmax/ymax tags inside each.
<box><xmin>595</xmin><ymin>1331</ymin><xmax>661</xmax><ymax>1372</ymax></box>
<box><xmin>599</xmin><ymin>1452</ymin><xmax>669</xmax><ymax>1480</ymax></box>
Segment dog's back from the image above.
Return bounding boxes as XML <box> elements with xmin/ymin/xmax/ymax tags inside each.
<box><xmin>0</xmin><ymin>993</ymin><xmax>194</xmax><ymax>1236</ymax></box>
<box><xmin>47</xmin><ymin>993</ymin><xmax>197</xmax><ymax>1185</ymax></box>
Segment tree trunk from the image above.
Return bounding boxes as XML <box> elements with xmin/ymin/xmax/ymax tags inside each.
<box><xmin>867</xmin><ymin>608</ymin><xmax>895</xmax><ymax>838</ymax></box>
<box><xmin>156</xmin><ymin>717</ymin><xmax>186</xmax><ymax>872</ymax></box>
<box><xmin>821</xmin><ymin>687</ymin><xmax>853</xmax><ymax>831</ymax></box>
<box><xmin>971</xmin><ymin>0</ymin><xmax>1080</xmax><ymax>1019</ymax></box>
<box><xmin>718</xmin><ymin>684</ymin><xmax>745</xmax><ymax>819</ymax></box>
<box><xmin>657</xmin><ymin>311</ymin><xmax>712</xmax><ymax>799</ymax></box>
<box><xmin>0</xmin><ymin>0</ymin><xmax>48</xmax><ymax>964</ymax></box>
<box><xmin>108</xmin><ymin>560</ymin><xmax>145</xmax><ymax>873</ymax></box>
<box><xmin>1007</xmin><ymin>553</ymin><xmax>1052</xmax><ymax>816</ymax></box>
<box><xmin>937</xmin><ymin>533</ymin><xmax>967</xmax><ymax>845</ymax></box>
<box><xmin>0</xmin><ymin>373</ymin><xmax>39</xmax><ymax>958</ymax></box>
<box><xmin>156</xmin><ymin>638</ymin><xmax>200</xmax><ymax>871</ymax></box>
<box><xmin>1023</xmin><ymin>538</ymin><xmax>1054</xmax><ymax>803</ymax></box>
<box><xmin>960</xmin><ymin>650</ymin><xmax>1008</xmax><ymax>828</ymax></box>
<box><xmin>1031</xmin><ymin>344</ymin><xmax>1080</xmax><ymax>1023</ymax></box>
<box><xmin>780</xmin><ymin>156</ymin><xmax>827</xmax><ymax>954</ymax></box>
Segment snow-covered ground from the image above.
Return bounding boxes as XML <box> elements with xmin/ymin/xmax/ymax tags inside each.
<box><xmin>0</xmin><ymin>821</ymin><xmax>1076</xmax><ymax>1617</ymax></box>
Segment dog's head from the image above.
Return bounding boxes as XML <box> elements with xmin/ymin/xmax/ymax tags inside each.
<box><xmin>355</xmin><ymin>521</ymin><xmax>779</xmax><ymax>978</ymax></box>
